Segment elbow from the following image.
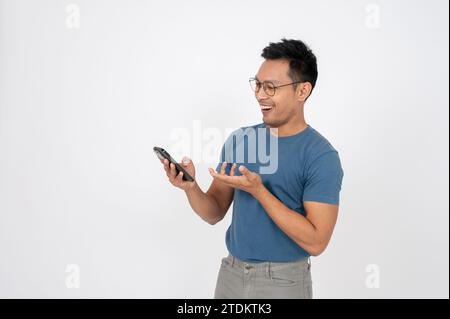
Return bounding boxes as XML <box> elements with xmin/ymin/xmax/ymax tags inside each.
<box><xmin>207</xmin><ymin>208</ymin><xmax>228</xmax><ymax>225</ymax></box>
<box><xmin>207</xmin><ymin>219</ymin><xmax>219</xmax><ymax>225</ymax></box>
<box><xmin>306</xmin><ymin>243</ymin><xmax>328</xmax><ymax>257</ymax></box>
<box><xmin>206</xmin><ymin>215</ymin><xmax>224</xmax><ymax>225</ymax></box>
<box><xmin>309</xmin><ymin>248</ymin><xmax>323</xmax><ymax>257</ymax></box>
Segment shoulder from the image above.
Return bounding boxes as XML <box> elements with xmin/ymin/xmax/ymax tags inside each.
<box><xmin>303</xmin><ymin>126</ymin><xmax>342</xmax><ymax>169</ymax></box>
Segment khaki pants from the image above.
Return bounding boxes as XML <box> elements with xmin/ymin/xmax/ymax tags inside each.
<box><xmin>214</xmin><ymin>253</ymin><xmax>313</xmax><ymax>299</ymax></box>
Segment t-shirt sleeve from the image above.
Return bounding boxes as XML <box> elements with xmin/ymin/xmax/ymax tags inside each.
<box><xmin>302</xmin><ymin>151</ymin><xmax>344</xmax><ymax>205</ymax></box>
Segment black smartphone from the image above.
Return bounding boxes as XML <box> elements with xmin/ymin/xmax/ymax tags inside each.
<box><xmin>153</xmin><ymin>146</ymin><xmax>195</xmax><ymax>182</ymax></box>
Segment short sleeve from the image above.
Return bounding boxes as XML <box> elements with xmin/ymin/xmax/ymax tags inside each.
<box><xmin>302</xmin><ymin>151</ymin><xmax>344</xmax><ymax>205</ymax></box>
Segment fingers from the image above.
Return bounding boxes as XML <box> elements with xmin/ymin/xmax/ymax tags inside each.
<box><xmin>181</xmin><ymin>156</ymin><xmax>191</xmax><ymax>167</ymax></box>
<box><xmin>230</xmin><ymin>163</ymin><xmax>237</xmax><ymax>176</ymax></box>
<box><xmin>162</xmin><ymin>160</ymin><xmax>177</xmax><ymax>183</ymax></box>
<box><xmin>239</xmin><ymin>165</ymin><xmax>253</xmax><ymax>180</ymax></box>
<box><xmin>209</xmin><ymin>164</ymin><xmax>260</xmax><ymax>193</ymax></box>
<box><xmin>209</xmin><ymin>168</ymin><xmax>241</xmax><ymax>188</ymax></box>
<box><xmin>168</xmin><ymin>163</ymin><xmax>185</xmax><ymax>186</ymax></box>
<box><xmin>220</xmin><ymin>162</ymin><xmax>227</xmax><ymax>175</ymax></box>
<box><xmin>175</xmin><ymin>170</ymin><xmax>184</xmax><ymax>183</ymax></box>
<box><xmin>163</xmin><ymin>159</ymin><xmax>170</xmax><ymax>173</ymax></box>
<box><xmin>170</xmin><ymin>163</ymin><xmax>177</xmax><ymax>180</ymax></box>
<box><xmin>209</xmin><ymin>163</ymin><xmax>249</xmax><ymax>181</ymax></box>
<box><xmin>165</xmin><ymin>162</ymin><xmax>177</xmax><ymax>183</ymax></box>
<box><xmin>160</xmin><ymin>156</ymin><xmax>197</xmax><ymax>190</ymax></box>
<box><xmin>215</xmin><ymin>162</ymin><xmax>238</xmax><ymax>176</ymax></box>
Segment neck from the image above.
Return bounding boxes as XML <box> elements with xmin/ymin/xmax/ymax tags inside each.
<box><xmin>268</xmin><ymin>111</ymin><xmax>308</xmax><ymax>137</ymax></box>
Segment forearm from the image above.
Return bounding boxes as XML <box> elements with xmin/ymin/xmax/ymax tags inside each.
<box><xmin>253</xmin><ymin>186</ymin><xmax>322</xmax><ymax>254</ymax></box>
<box><xmin>184</xmin><ymin>182</ymin><xmax>224</xmax><ymax>225</ymax></box>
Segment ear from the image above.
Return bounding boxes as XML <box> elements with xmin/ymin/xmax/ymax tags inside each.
<box><xmin>296</xmin><ymin>82</ymin><xmax>313</xmax><ymax>102</ymax></box>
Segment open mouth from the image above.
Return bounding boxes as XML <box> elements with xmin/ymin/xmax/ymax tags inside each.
<box><xmin>260</xmin><ymin>105</ymin><xmax>274</xmax><ymax>114</ymax></box>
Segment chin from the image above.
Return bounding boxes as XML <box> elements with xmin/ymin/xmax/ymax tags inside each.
<box><xmin>262</xmin><ymin>117</ymin><xmax>281</xmax><ymax>128</ymax></box>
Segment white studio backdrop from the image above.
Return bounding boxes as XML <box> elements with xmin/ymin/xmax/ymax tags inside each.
<box><xmin>0</xmin><ymin>0</ymin><xmax>448</xmax><ymax>298</ymax></box>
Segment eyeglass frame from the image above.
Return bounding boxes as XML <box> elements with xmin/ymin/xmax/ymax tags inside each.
<box><xmin>248</xmin><ymin>77</ymin><xmax>304</xmax><ymax>96</ymax></box>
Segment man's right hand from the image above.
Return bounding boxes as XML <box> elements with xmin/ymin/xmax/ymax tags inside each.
<box><xmin>161</xmin><ymin>156</ymin><xmax>196</xmax><ymax>191</ymax></box>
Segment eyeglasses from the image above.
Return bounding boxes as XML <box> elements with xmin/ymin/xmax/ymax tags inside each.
<box><xmin>249</xmin><ymin>77</ymin><xmax>303</xmax><ymax>96</ymax></box>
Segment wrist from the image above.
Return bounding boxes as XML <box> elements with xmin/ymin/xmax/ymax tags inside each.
<box><xmin>184</xmin><ymin>181</ymin><xmax>199</xmax><ymax>194</ymax></box>
<box><xmin>252</xmin><ymin>183</ymin><xmax>267</xmax><ymax>200</ymax></box>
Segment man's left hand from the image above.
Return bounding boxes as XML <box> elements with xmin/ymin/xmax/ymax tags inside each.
<box><xmin>209</xmin><ymin>162</ymin><xmax>264</xmax><ymax>197</ymax></box>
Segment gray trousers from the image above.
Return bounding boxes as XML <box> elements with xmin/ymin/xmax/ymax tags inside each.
<box><xmin>214</xmin><ymin>253</ymin><xmax>313</xmax><ymax>299</ymax></box>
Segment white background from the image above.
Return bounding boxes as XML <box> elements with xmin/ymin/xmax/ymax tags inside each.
<box><xmin>0</xmin><ymin>0</ymin><xmax>448</xmax><ymax>298</ymax></box>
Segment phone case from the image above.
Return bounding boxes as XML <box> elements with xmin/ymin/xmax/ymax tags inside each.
<box><xmin>153</xmin><ymin>146</ymin><xmax>195</xmax><ymax>182</ymax></box>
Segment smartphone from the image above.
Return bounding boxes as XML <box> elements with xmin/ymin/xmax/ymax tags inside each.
<box><xmin>153</xmin><ymin>146</ymin><xmax>195</xmax><ymax>182</ymax></box>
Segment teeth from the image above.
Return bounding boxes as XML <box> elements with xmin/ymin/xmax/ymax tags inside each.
<box><xmin>261</xmin><ymin>105</ymin><xmax>273</xmax><ymax>110</ymax></box>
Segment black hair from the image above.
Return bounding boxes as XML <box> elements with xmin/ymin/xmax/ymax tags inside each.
<box><xmin>261</xmin><ymin>38</ymin><xmax>318</xmax><ymax>95</ymax></box>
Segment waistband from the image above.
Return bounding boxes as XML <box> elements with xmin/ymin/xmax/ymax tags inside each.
<box><xmin>225</xmin><ymin>253</ymin><xmax>311</xmax><ymax>272</ymax></box>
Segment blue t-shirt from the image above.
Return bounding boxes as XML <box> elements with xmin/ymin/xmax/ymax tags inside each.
<box><xmin>215</xmin><ymin>123</ymin><xmax>344</xmax><ymax>262</ymax></box>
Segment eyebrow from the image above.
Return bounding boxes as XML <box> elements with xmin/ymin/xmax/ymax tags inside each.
<box><xmin>254</xmin><ymin>76</ymin><xmax>281</xmax><ymax>84</ymax></box>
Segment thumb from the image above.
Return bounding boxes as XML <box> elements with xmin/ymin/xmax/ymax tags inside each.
<box><xmin>181</xmin><ymin>156</ymin><xmax>191</xmax><ymax>166</ymax></box>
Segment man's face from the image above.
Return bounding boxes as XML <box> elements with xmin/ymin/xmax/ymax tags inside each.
<box><xmin>254</xmin><ymin>59</ymin><xmax>300</xmax><ymax>127</ymax></box>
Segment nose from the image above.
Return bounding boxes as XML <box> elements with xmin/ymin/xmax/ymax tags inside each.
<box><xmin>255</xmin><ymin>86</ymin><xmax>270</xmax><ymax>101</ymax></box>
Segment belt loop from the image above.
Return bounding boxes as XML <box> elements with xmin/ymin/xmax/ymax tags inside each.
<box><xmin>231</xmin><ymin>256</ymin><xmax>235</xmax><ymax>267</ymax></box>
<box><xmin>307</xmin><ymin>257</ymin><xmax>311</xmax><ymax>270</ymax></box>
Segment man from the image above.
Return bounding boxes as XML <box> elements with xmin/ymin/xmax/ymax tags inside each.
<box><xmin>160</xmin><ymin>39</ymin><xmax>344</xmax><ymax>299</ymax></box>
